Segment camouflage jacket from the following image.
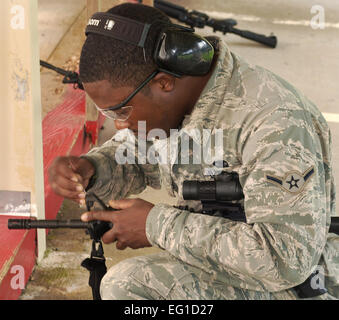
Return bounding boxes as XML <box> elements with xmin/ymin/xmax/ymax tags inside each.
<box><xmin>83</xmin><ymin>38</ymin><xmax>338</xmax><ymax>295</ymax></box>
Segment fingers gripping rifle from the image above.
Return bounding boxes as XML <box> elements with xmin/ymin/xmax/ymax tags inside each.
<box><xmin>8</xmin><ymin>193</ymin><xmax>113</xmax><ymax>300</ymax></box>
<box><xmin>154</xmin><ymin>0</ymin><xmax>277</xmax><ymax>48</ymax></box>
<box><xmin>182</xmin><ymin>171</ymin><xmax>339</xmax><ymax>299</ymax></box>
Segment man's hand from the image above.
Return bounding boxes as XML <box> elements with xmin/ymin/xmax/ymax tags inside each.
<box><xmin>81</xmin><ymin>198</ymin><xmax>154</xmax><ymax>250</ymax></box>
<box><xmin>48</xmin><ymin>156</ymin><xmax>95</xmax><ymax>204</ymax></box>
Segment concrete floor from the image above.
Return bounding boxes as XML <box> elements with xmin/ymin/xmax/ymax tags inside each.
<box><xmin>20</xmin><ymin>0</ymin><xmax>339</xmax><ymax>299</ymax></box>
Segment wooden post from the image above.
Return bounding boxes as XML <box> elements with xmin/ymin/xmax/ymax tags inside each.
<box><xmin>87</xmin><ymin>0</ymin><xmax>101</xmax><ymax>18</ymax></box>
<box><xmin>143</xmin><ymin>0</ymin><xmax>154</xmax><ymax>5</ymax></box>
<box><xmin>0</xmin><ymin>0</ymin><xmax>46</xmax><ymax>260</ymax></box>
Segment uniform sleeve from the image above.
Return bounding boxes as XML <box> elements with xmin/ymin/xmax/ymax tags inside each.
<box><xmin>146</xmin><ymin>112</ymin><xmax>329</xmax><ymax>292</ymax></box>
<box><xmin>82</xmin><ymin>131</ymin><xmax>161</xmax><ymax>203</ymax></box>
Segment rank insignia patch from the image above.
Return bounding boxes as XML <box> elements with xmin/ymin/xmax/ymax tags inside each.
<box><xmin>265</xmin><ymin>166</ymin><xmax>315</xmax><ymax>194</ymax></box>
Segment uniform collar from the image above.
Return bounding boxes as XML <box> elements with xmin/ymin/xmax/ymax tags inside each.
<box><xmin>180</xmin><ymin>38</ymin><xmax>234</xmax><ymax>135</ymax></box>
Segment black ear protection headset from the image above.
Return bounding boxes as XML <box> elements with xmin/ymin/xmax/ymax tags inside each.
<box><xmin>85</xmin><ymin>12</ymin><xmax>215</xmax><ymax>78</ymax></box>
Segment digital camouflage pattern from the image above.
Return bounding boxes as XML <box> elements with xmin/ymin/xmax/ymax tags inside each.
<box><xmin>83</xmin><ymin>38</ymin><xmax>339</xmax><ymax>300</ymax></box>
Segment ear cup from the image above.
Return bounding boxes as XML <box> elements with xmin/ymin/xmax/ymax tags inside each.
<box><xmin>154</xmin><ymin>29</ymin><xmax>214</xmax><ymax>76</ymax></box>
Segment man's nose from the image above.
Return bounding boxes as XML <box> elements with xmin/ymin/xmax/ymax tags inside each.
<box><xmin>114</xmin><ymin>120</ymin><xmax>130</xmax><ymax>131</ymax></box>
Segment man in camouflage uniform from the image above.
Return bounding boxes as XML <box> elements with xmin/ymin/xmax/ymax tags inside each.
<box><xmin>49</xmin><ymin>3</ymin><xmax>338</xmax><ymax>299</ymax></box>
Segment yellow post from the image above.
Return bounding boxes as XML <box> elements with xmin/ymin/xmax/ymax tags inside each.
<box><xmin>143</xmin><ymin>0</ymin><xmax>154</xmax><ymax>5</ymax></box>
<box><xmin>0</xmin><ymin>0</ymin><xmax>46</xmax><ymax>260</ymax></box>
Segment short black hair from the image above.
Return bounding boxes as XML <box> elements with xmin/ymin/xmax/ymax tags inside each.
<box><xmin>79</xmin><ymin>3</ymin><xmax>171</xmax><ymax>89</ymax></box>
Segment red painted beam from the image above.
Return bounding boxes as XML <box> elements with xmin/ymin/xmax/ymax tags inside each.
<box><xmin>0</xmin><ymin>216</ymin><xmax>36</xmax><ymax>300</ymax></box>
<box><xmin>42</xmin><ymin>88</ymin><xmax>86</xmax><ymax>220</ymax></box>
<box><xmin>0</xmin><ymin>85</ymin><xmax>101</xmax><ymax>299</ymax></box>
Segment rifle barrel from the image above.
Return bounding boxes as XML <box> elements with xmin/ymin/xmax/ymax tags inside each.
<box><xmin>8</xmin><ymin>219</ymin><xmax>88</xmax><ymax>230</ymax></box>
<box><xmin>155</xmin><ymin>0</ymin><xmax>186</xmax><ymax>12</ymax></box>
<box><xmin>229</xmin><ymin>26</ymin><xmax>277</xmax><ymax>48</ymax></box>
<box><xmin>154</xmin><ymin>0</ymin><xmax>187</xmax><ymax>21</ymax></box>
<box><xmin>40</xmin><ymin>60</ymin><xmax>69</xmax><ymax>76</ymax></box>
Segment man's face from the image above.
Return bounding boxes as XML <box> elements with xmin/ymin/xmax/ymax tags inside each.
<box><xmin>83</xmin><ymin>77</ymin><xmax>190</xmax><ymax>137</ymax></box>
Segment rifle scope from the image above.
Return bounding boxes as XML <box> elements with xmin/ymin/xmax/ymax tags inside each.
<box><xmin>182</xmin><ymin>173</ymin><xmax>339</xmax><ymax>235</ymax></box>
<box><xmin>183</xmin><ymin>173</ymin><xmax>244</xmax><ymax>201</ymax></box>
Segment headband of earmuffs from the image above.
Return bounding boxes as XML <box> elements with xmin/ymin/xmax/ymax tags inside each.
<box><xmin>85</xmin><ymin>12</ymin><xmax>214</xmax><ymax>77</ymax></box>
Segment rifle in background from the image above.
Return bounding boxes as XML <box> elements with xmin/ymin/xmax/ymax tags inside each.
<box><xmin>154</xmin><ymin>0</ymin><xmax>277</xmax><ymax>48</ymax></box>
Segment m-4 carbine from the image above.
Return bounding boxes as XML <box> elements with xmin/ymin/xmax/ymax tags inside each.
<box><xmin>182</xmin><ymin>171</ymin><xmax>339</xmax><ymax>298</ymax></box>
<box><xmin>8</xmin><ymin>192</ymin><xmax>113</xmax><ymax>300</ymax></box>
<box><xmin>153</xmin><ymin>0</ymin><xmax>277</xmax><ymax>48</ymax></box>
<box><xmin>8</xmin><ymin>174</ymin><xmax>339</xmax><ymax>299</ymax></box>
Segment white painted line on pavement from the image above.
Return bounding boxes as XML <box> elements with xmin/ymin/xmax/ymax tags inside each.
<box><xmin>205</xmin><ymin>11</ymin><xmax>339</xmax><ymax>29</ymax></box>
<box><xmin>323</xmin><ymin>113</ymin><xmax>339</xmax><ymax>124</ymax></box>
<box><xmin>272</xmin><ymin>19</ymin><xmax>339</xmax><ymax>29</ymax></box>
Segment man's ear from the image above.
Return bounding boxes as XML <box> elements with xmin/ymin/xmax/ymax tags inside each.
<box><xmin>151</xmin><ymin>72</ymin><xmax>176</xmax><ymax>92</ymax></box>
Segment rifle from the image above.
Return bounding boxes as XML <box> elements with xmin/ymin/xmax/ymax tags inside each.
<box><xmin>40</xmin><ymin>60</ymin><xmax>84</xmax><ymax>90</ymax></box>
<box><xmin>182</xmin><ymin>171</ymin><xmax>339</xmax><ymax>298</ymax></box>
<box><xmin>8</xmin><ymin>192</ymin><xmax>113</xmax><ymax>300</ymax></box>
<box><xmin>153</xmin><ymin>0</ymin><xmax>277</xmax><ymax>48</ymax></box>
<box><xmin>7</xmin><ymin>174</ymin><xmax>339</xmax><ymax>299</ymax></box>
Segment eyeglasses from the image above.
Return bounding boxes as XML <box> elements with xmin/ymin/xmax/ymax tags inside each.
<box><xmin>94</xmin><ymin>70</ymin><xmax>159</xmax><ymax>121</ymax></box>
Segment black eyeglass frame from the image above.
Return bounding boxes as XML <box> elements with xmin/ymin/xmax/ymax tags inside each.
<box><xmin>96</xmin><ymin>67</ymin><xmax>182</xmax><ymax>114</ymax></box>
<box><xmin>98</xmin><ymin>70</ymin><xmax>159</xmax><ymax>114</ymax></box>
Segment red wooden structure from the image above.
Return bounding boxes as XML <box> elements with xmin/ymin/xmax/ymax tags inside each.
<box><xmin>0</xmin><ymin>85</ymin><xmax>104</xmax><ymax>299</ymax></box>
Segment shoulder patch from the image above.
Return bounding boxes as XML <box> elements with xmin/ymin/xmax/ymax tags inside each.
<box><xmin>265</xmin><ymin>166</ymin><xmax>315</xmax><ymax>194</ymax></box>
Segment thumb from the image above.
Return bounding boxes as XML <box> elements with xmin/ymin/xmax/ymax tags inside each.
<box><xmin>109</xmin><ymin>198</ymin><xmax>136</xmax><ymax>210</ymax></box>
